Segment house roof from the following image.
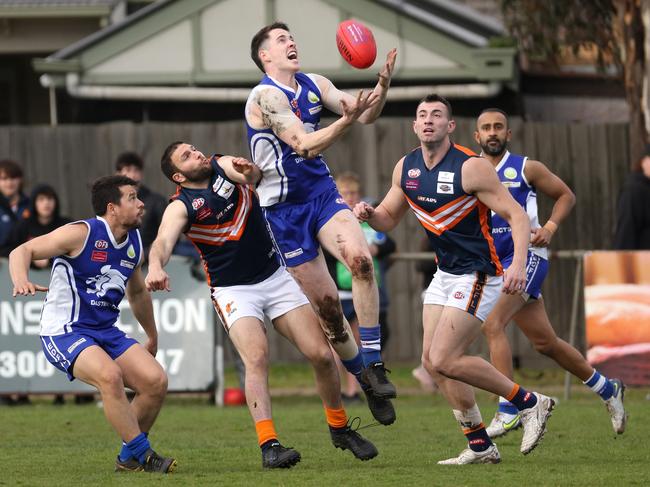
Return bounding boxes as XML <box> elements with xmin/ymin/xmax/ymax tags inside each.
<box><xmin>33</xmin><ymin>0</ymin><xmax>516</xmax><ymax>96</ymax></box>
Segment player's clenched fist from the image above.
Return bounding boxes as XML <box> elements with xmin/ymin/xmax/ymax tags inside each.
<box><xmin>353</xmin><ymin>201</ymin><xmax>375</xmax><ymax>222</ymax></box>
<box><xmin>145</xmin><ymin>268</ymin><xmax>171</xmax><ymax>292</ymax></box>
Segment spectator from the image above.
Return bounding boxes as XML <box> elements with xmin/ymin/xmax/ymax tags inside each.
<box><xmin>8</xmin><ymin>184</ymin><xmax>71</xmax><ymax>268</ymax></box>
<box><xmin>613</xmin><ymin>144</ymin><xmax>650</xmax><ymax>249</ymax></box>
<box><xmin>324</xmin><ymin>171</ymin><xmax>396</xmax><ymax>402</ymax></box>
<box><xmin>115</xmin><ymin>151</ymin><xmax>167</xmax><ymax>257</ymax></box>
<box><xmin>0</xmin><ymin>159</ymin><xmax>30</xmax><ymax>256</ymax></box>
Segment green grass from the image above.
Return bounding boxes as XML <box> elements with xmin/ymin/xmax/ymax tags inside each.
<box><xmin>2</xmin><ymin>364</ymin><xmax>649</xmax><ymax>486</ymax></box>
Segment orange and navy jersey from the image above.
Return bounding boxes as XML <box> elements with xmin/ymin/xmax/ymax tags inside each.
<box><xmin>171</xmin><ymin>156</ymin><xmax>279</xmax><ymax>287</ymax></box>
<box><xmin>401</xmin><ymin>144</ymin><xmax>502</xmax><ymax>276</ymax></box>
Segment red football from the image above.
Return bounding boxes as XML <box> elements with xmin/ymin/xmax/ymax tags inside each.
<box><xmin>223</xmin><ymin>387</ymin><xmax>246</xmax><ymax>406</ymax></box>
<box><xmin>336</xmin><ymin>20</ymin><xmax>377</xmax><ymax>69</ymax></box>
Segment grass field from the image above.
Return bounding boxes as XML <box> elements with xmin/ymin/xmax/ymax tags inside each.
<box><xmin>2</xmin><ymin>364</ymin><xmax>648</xmax><ymax>486</ymax></box>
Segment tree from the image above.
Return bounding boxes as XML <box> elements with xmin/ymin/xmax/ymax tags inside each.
<box><xmin>501</xmin><ymin>0</ymin><xmax>648</xmax><ymax>163</ymax></box>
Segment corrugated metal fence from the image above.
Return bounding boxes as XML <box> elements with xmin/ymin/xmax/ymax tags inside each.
<box><xmin>0</xmin><ymin>118</ymin><xmax>630</xmax><ymax>365</ymax></box>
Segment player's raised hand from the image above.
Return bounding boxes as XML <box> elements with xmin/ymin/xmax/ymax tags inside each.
<box><xmin>502</xmin><ymin>261</ymin><xmax>526</xmax><ymax>295</ymax></box>
<box><xmin>341</xmin><ymin>90</ymin><xmax>380</xmax><ymax>123</ymax></box>
<box><xmin>12</xmin><ymin>280</ymin><xmax>48</xmax><ymax>297</ymax></box>
<box><xmin>530</xmin><ymin>226</ymin><xmax>553</xmax><ymax>247</ymax></box>
<box><xmin>378</xmin><ymin>48</ymin><xmax>397</xmax><ymax>87</ymax></box>
<box><xmin>354</xmin><ymin>201</ymin><xmax>375</xmax><ymax>222</ymax></box>
<box><xmin>145</xmin><ymin>268</ymin><xmax>171</xmax><ymax>292</ymax></box>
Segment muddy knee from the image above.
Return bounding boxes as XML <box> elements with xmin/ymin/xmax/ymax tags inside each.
<box><xmin>349</xmin><ymin>254</ymin><xmax>374</xmax><ymax>283</ymax></box>
<box><xmin>316</xmin><ymin>295</ymin><xmax>350</xmax><ymax>344</ymax></box>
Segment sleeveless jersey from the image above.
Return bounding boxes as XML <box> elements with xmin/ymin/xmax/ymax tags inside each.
<box><xmin>491</xmin><ymin>151</ymin><xmax>548</xmax><ymax>260</ymax></box>
<box><xmin>40</xmin><ymin>217</ymin><xmax>143</xmax><ymax>335</ymax></box>
<box><xmin>245</xmin><ymin>72</ymin><xmax>336</xmax><ymax>207</ymax></box>
<box><xmin>171</xmin><ymin>157</ymin><xmax>279</xmax><ymax>287</ymax></box>
<box><xmin>401</xmin><ymin>144</ymin><xmax>502</xmax><ymax>276</ymax></box>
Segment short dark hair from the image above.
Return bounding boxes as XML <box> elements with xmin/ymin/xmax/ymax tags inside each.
<box><xmin>160</xmin><ymin>141</ymin><xmax>184</xmax><ymax>183</ymax></box>
<box><xmin>417</xmin><ymin>94</ymin><xmax>453</xmax><ymax>119</ymax></box>
<box><xmin>0</xmin><ymin>159</ymin><xmax>24</xmax><ymax>179</ymax></box>
<box><xmin>250</xmin><ymin>22</ymin><xmax>290</xmax><ymax>72</ymax></box>
<box><xmin>115</xmin><ymin>151</ymin><xmax>144</xmax><ymax>172</ymax></box>
<box><xmin>91</xmin><ymin>175</ymin><xmax>137</xmax><ymax>216</ymax></box>
<box><xmin>478</xmin><ymin>107</ymin><xmax>509</xmax><ymax>126</ymax></box>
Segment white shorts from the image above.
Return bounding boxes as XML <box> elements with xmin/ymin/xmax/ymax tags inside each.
<box><xmin>210</xmin><ymin>266</ymin><xmax>310</xmax><ymax>331</ymax></box>
<box><xmin>423</xmin><ymin>269</ymin><xmax>502</xmax><ymax>322</ymax></box>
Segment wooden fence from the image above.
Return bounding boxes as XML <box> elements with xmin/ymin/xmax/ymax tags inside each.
<box><xmin>0</xmin><ymin>118</ymin><xmax>631</xmax><ymax>366</ymax></box>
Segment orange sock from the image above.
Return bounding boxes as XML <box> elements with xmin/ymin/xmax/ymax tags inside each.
<box><xmin>255</xmin><ymin>419</ymin><xmax>278</xmax><ymax>446</ymax></box>
<box><xmin>506</xmin><ymin>384</ymin><xmax>520</xmax><ymax>402</ymax></box>
<box><xmin>325</xmin><ymin>407</ymin><xmax>348</xmax><ymax>429</ymax></box>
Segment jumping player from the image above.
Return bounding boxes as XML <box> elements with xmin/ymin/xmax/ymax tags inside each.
<box><xmin>245</xmin><ymin>22</ymin><xmax>398</xmax><ymax>420</ymax></box>
<box><xmin>145</xmin><ymin>142</ymin><xmax>378</xmax><ymax>469</ymax></box>
<box><xmin>474</xmin><ymin>108</ymin><xmax>626</xmax><ymax>437</ymax></box>
<box><xmin>9</xmin><ymin>175</ymin><xmax>176</xmax><ymax>473</ymax></box>
<box><xmin>354</xmin><ymin>94</ymin><xmax>556</xmax><ymax>465</ymax></box>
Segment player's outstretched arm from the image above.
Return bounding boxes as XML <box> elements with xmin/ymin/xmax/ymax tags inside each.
<box><xmin>463</xmin><ymin>157</ymin><xmax>530</xmax><ymax>294</ymax></box>
<box><xmin>127</xmin><ymin>266</ymin><xmax>158</xmax><ymax>356</ymax></box>
<box><xmin>146</xmin><ymin>201</ymin><xmax>189</xmax><ymax>292</ymax></box>
<box><xmin>354</xmin><ymin>158</ymin><xmax>409</xmax><ymax>232</ymax></box>
<box><xmin>217</xmin><ymin>155</ymin><xmax>262</xmax><ymax>185</ymax></box>
<box><xmin>255</xmin><ymin>86</ymin><xmax>377</xmax><ymax>159</ymax></box>
<box><xmin>525</xmin><ymin>159</ymin><xmax>576</xmax><ymax>247</ymax></box>
<box><xmin>9</xmin><ymin>222</ymin><xmax>87</xmax><ymax>296</ymax></box>
<box><xmin>316</xmin><ymin>49</ymin><xmax>397</xmax><ymax>124</ymax></box>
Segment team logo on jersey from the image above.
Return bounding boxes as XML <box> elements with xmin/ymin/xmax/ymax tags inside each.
<box><xmin>192</xmin><ymin>197</ymin><xmax>205</xmax><ymax>210</ymax></box>
<box><xmin>308</xmin><ymin>91</ymin><xmax>320</xmax><ymax>104</ymax></box>
<box><xmin>290</xmin><ymin>98</ymin><xmax>302</xmax><ymax>119</ymax></box>
<box><xmin>86</xmin><ymin>265</ymin><xmax>127</xmax><ymax>298</ymax></box>
<box><xmin>504</xmin><ymin>167</ymin><xmax>517</xmax><ymax>180</ymax></box>
<box><xmin>437</xmin><ymin>183</ymin><xmax>453</xmax><ymax>194</ymax></box>
<box><xmin>454</xmin><ymin>291</ymin><xmax>465</xmax><ymax>299</ymax></box>
<box><xmin>127</xmin><ymin>244</ymin><xmax>136</xmax><ymax>259</ymax></box>
<box><xmin>94</xmin><ymin>240</ymin><xmax>108</xmax><ymax>249</ymax></box>
<box><xmin>408</xmin><ymin>168</ymin><xmax>421</xmax><ymax>178</ymax></box>
<box><xmin>91</xmin><ymin>250</ymin><xmax>107</xmax><ymax>262</ymax></box>
<box><xmin>438</xmin><ymin>171</ymin><xmax>454</xmax><ymax>183</ymax></box>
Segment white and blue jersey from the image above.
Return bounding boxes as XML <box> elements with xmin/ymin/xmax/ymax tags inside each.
<box><xmin>245</xmin><ymin>72</ymin><xmax>337</xmax><ymax>207</ymax></box>
<box><xmin>491</xmin><ymin>151</ymin><xmax>548</xmax><ymax>298</ymax></box>
<box><xmin>40</xmin><ymin>217</ymin><xmax>143</xmax><ymax>335</ymax></box>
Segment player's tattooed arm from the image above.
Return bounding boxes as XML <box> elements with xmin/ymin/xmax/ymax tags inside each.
<box><xmin>257</xmin><ymin>85</ymin><xmax>376</xmax><ymax>159</ymax></box>
<box><xmin>256</xmin><ymin>87</ymin><xmax>297</xmax><ymax>136</ymax></box>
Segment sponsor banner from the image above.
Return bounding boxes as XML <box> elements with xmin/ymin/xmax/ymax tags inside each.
<box><xmin>0</xmin><ymin>258</ymin><xmax>215</xmax><ymax>393</ymax></box>
<box><xmin>584</xmin><ymin>251</ymin><xmax>650</xmax><ymax>386</ymax></box>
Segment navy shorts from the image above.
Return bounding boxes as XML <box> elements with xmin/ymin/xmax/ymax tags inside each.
<box><xmin>40</xmin><ymin>326</ymin><xmax>138</xmax><ymax>381</ymax></box>
<box><xmin>263</xmin><ymin>186</ymin><xmax>349</xmax><ymax>267</ymax></box>
<box><xmin>501</xmin><ymin>251</ymin><xmax>549</xmax><ymax>299</ymax></box>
